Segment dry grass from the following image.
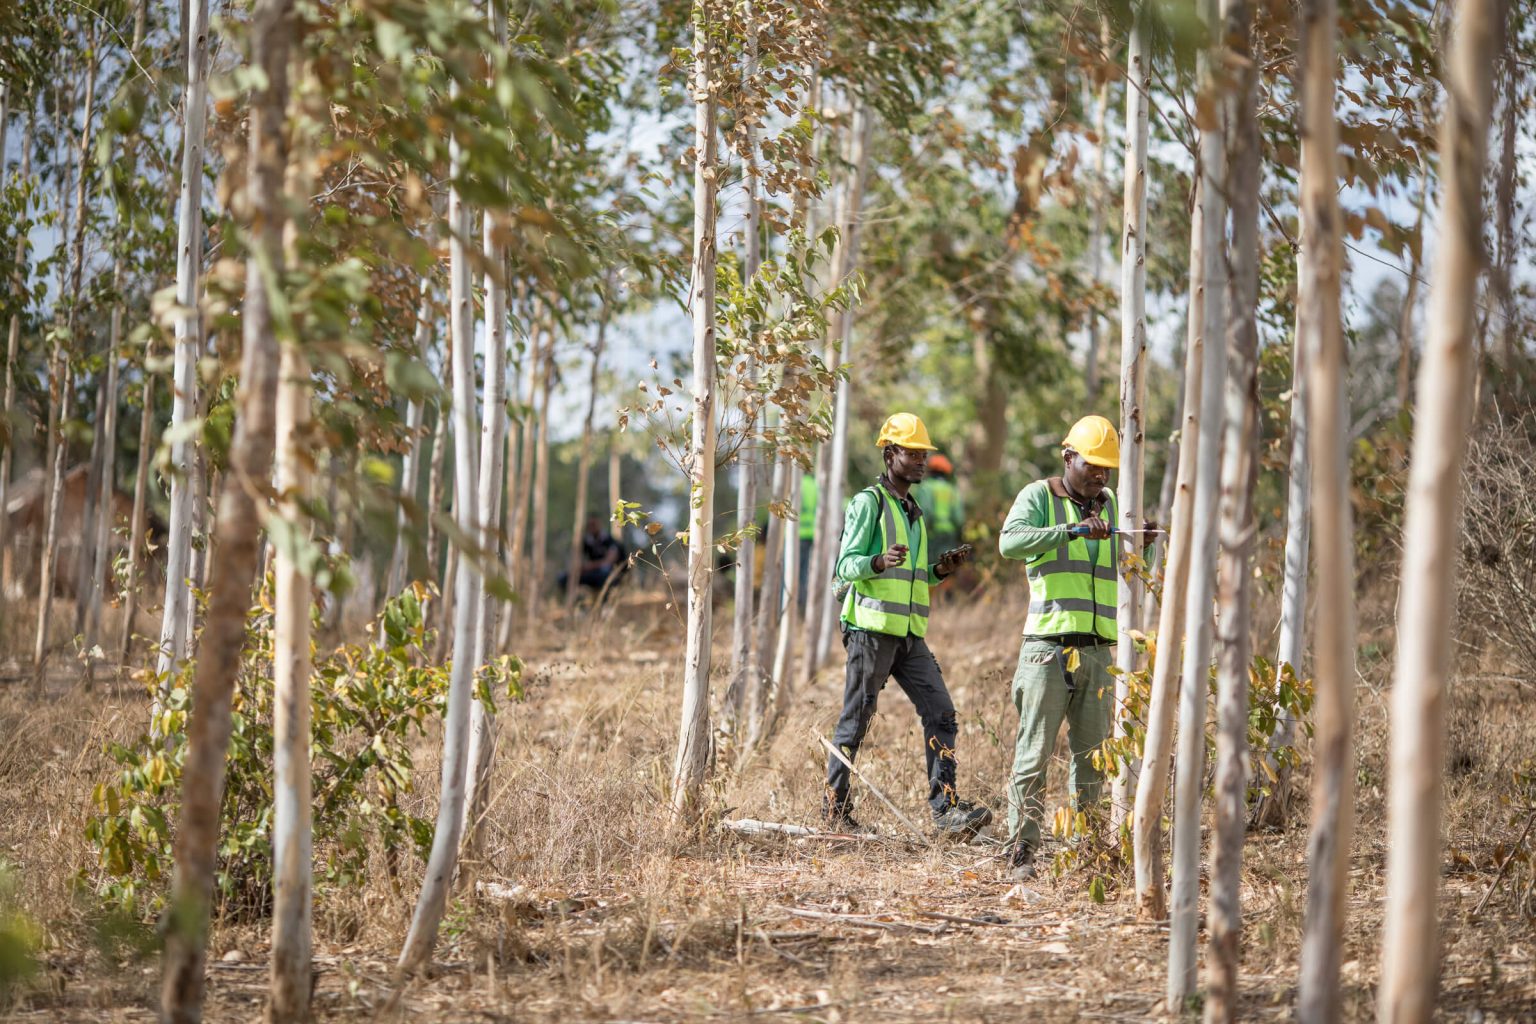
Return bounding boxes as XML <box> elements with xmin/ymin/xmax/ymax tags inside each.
<box><xmin>1</xmin><ymin>585</ymin><xmax>1534</xmax><ymax>1022</ymax></box>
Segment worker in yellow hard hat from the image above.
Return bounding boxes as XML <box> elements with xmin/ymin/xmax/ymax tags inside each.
<box><xmin>821</xmin><ymin>412</ymin><xmax>989</xmax><ymax>838</ymax></box>
<box><xmin>995</xmin><ymin>414</ymin><xmax>1156</xmax><ymax>880</ymax></box>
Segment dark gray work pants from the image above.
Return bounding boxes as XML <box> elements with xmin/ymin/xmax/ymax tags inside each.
<box><xmin>825</xmin><ymin>628</ymin><xmax>959</xmax><ymax>818</ymax></box>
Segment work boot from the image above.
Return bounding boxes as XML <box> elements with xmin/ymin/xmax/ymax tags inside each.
<box><xmin>1007</xmin><ymin>842</ymin><xmax>1036</xmax><ymax>881</ymax></box>
<box><xmin>933</xmin><ymin>799</ymin><xmax>992</xmax><ymax>840</ymax></box>
<box><xmin>821</xmin><ymin>799</ymin><xmax>873</xmax><ymax>835</ymax></box>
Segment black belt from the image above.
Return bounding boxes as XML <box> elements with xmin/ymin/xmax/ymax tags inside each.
<box><xmin>1032</xmin><ymin>632</ymin><xmax>1113</xmax><ymax>648</ymax></box>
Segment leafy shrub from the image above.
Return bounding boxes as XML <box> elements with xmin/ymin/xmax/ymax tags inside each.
<box><xmin>85</xmin><ymin>583</ymin><xmax>521</xmax><ymax>921</ymax></box>
<box><xmin>0</xmin><ymin>863</ymin><xmax>39</xmax><ymax>1003</ymax></box>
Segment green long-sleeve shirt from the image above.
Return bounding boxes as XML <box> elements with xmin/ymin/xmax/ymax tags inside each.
<box><xmin>998</xmin><ymin>480</ymin><xmax>1104</xmax><ymax>564</ymax></box>
<box><xmin>835</xmin><ymin>481</ymin><xmax>949</xmax><ymax>585</ymax></box>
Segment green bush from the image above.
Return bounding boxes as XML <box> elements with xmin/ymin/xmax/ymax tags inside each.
<box><xmin>85</xmin><ymin>583</ymin><xmax>521</xmax><ymax>921</ymax></box>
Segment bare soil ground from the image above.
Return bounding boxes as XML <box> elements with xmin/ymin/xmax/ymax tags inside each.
<box><xmin>2</xmin><ymin>589</ymin><xmax>1534</xmax><ymax>1022</ymax></box>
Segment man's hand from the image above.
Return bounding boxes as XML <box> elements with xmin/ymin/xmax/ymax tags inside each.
<box><xmin>1077</xmin><ymin>515</ymin><xmax>1112</xmax><ymax>540</ymax></box>
<box><xmin>873</xmin><ymin>544</ymin><xmax>909</xmax><ymax>572</ymax></box>
<box><xmin>935</xmin><ymin>545</ymin><xmax>973</xmax><ymax>576</ymax></box>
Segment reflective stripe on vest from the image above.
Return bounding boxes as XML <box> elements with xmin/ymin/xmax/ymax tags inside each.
<box><xmin>841</xmin><ymin>482</ymin><xmax>930</xmax><ymax>637</ymax></box>
<box><xmin>1023</xmin><ymin>487</ymin><xmax>1118</xmax><ymax>640</ymax></box>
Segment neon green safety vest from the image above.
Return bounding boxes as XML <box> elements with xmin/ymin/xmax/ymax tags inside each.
<box><xmin>920</xmin><ymin>477</ymin><xmax>960</xmax><ymax>535</ymax></box>
<box><xmin>841</xmin><ymin>483</ymin><xmax>930</xmax><ymax>637</ymax></box>
<box><xmin>1024</xmin><ymin>485</ymin><xmax>1119</xmax><ymax>640</ymax></box>
<box><xmin>799</xmin><ymin>474</ymin><xmax>818</xmax><ymax>540</ymax></box>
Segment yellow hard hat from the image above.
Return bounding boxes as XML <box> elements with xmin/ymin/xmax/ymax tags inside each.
<box><xmin>875</xmin><ymin>412</ymin><xmax>937</xmax><ymax>451</ymax></box>
<box><xmin>1062</xmin><ymin>415</ymin><xmax>1120</xmax><ymax>468</ymax></box>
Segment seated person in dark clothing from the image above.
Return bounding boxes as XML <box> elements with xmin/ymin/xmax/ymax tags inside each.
<box><xmin>558</xmin><ymin>518</ymin><xmax>628</xmax><ymax>592</ymax></box>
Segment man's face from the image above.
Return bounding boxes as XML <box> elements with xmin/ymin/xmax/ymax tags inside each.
<box><xmin>887</xmin><ymin>445</ymin><xmax>930</xmax><ymax>483</ymax></box>
<box><xmin>585</xmin><ymin>518</ymin><xmax>604</xmax><ymax>537</ymax></box>
<box><xmin>1063</xmin><ymin>450</ymin><xmax>1110</xmax><ymax>500</ymax></box>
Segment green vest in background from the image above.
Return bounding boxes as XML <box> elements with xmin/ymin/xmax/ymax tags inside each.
<box><xmin>1023</xmin><ymin>486</ymin><xmax>1119</xmax><ymax>640</ymax></box>
<box><xmin>841</xmin><ymin>482</ymin><xmax>930</xmax><ymax>637</ymax></box>
<box><xmin>916</xmin><ymin>476</ymin><xmax>960</xmax><ymax>538</ymax></box>
<box><xmin>799</xmin><ymin>474</ymin><xmax>818</xmax><ymax>540</ymax></box>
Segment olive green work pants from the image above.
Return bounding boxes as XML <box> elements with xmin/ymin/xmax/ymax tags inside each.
<box><xmin>1005</xmin><ymin>637</ymin><xmax>1115</xmax><ymax>854</ymax></box>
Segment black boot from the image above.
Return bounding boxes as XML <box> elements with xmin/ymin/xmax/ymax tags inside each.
<box><xmin>933</xmin><ymin>799</ymin><xmax>992</xmax><ymax>839</ymax></box>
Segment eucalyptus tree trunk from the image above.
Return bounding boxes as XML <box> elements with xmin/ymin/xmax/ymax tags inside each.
<box><xmin>726</xmin><ymin>69</ymin><xmax>765</xmax><ymax>729</ymax></box>
<box><xmin>0</xmin><ymin>116</ymin><xmax>31</xmax><ymax>589</ymax></box>
<box><xmin>386</xmin><ymin>276</ymin><xmax>434</xmax><ymax>600</ymax></box>
<box><xmin>159</xmin><ymin>1</ymin><xmax>290</xmax><ymax>1014</ymax></box>
<box><xmin>82</xmin><ymin>274</ymin><xmax>123</xmax><ymax>668</ymax></box>
<box><xmin>122</xmin><ymin>357</ymin><xmax>156</xmax><ymax>662</ymax></box>
<box><xmin>1253</xmin><ymin>261</ymin><xmax>1309</xmax><ymax>830</ymax></box>
<box><xmin>35</xmin><ymin>41</ymin><xmax>97</xmax><ymax>680</ymax></box>
<box><xmin>267</xmin><ymin>95</ymin><xmax>317</xmax><ymax>1022</ymax></box>
<box><xmin>1493</xmin><ymin>48</ymin><xmax>1517</xmax><ymax>373</ymax></box>
<box><xmin>759</xmin><ymin>467</ymin><xmax>803</xmax><ymax>747</ymax></box>
<box><xmin>565</xmin><ymin>300</ymin><xmax>611</xmax><ymax>610</ymax></box>
<box><xmin>1133</xmin><ymin>178</ymin><xmax>1205</xmax><ymax>922</ymax></box>
<box><xmin>1168</xmin><ymin>0</ymin><xmax>1229</xmax><ymax>998</ymax></box>
<box><xmin>798</xmin><ymin>114</ymin><xmax>851</xmax><ymax>688</ymax></box>
<box><xmin>154</xmin><ymin>0</ymin><xmax>212</xmax><ymax>719</ymax></box>
<box><xmin>725</xmin><ymin>56</ymin><xmax>764</xmax><ymax>729</ymax></box>
<box><xmin>425</xmin><ymin>391</ymin><xmax>449</xmax><ymax>592</ymax></box>
<box><xmin>1204</xmin><ymin>2</ymin><xmax>1259</xmax><ymax>1013</ymax></box>
<box><xmin>1111</xmin><ymin>1</ymin><xmax>1150</xmax><ymax>831</ymax></box>
<box><xmin>269</xmin><ymin>334</ymin><xmax>313</xmax><ymax>1024</ymax></box>
<box><xmin>1083</xmin><ymin>14</ymin><xmax>1112</xmax><ymax>407</ymax></box>
<box><xmin>1396</xmin><ymin>168</ymin><xmax>1429</xmax><ymax>412</ymax></box>
<box><xmin>747</xmin><ymin>451</ymin><xmax>788</xmax><ymax>738</ymax></box>
<box><xmin>809</xmin><ymin>103</ymin><xmax>875</xmax><ymax>677</ymax></box>
<box><xmin>1292</xmin><ymin>2</ymin><xmax>1359</xmax><ymax>1020</ymax></box>
<box><xmin>399</xmin><ymin>90</ymin><xmax>483</xmax><ymax>974</ymax></box>
<box><xmin>1378</xmin><ymin>1</ymin><xmax>1502</xmax><ymax>1019</ymax></box>
<box><xmin>463</xmin><ymin>108</ymin><xmax>511</xmax><ymax>858</ymax></box>
<box><xmin>77</xmin><ymin>379</ymin><xmax>111</xmax><ymax>639</ymax></box>
<box><xmin>672</xmin><ymin>0</ymin><xmax>721</xmax><ymax>819</ymax></box>
<box><xmin>500</xmin><ymin>314</ymin><xmax>541</xmax><ymax>653</ymax></box>
<box><xmin>526</xmin><ymin>332</ymin><xmax>552</xmax><ymax>631</ymax></box>
<box><xmin>85</xmin><ymin>0</ymin><xmax>149</xmax><ymax>665</ymax></box>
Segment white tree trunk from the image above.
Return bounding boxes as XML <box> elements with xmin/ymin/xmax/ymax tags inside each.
<box><xmin>1204</xmin><ymin>2</ymin><xmax>1259</xmax><ymax>1013</ymax></box>
<box><xmin>1083</xmin><ymin>15</ymin><xmax>1112</xmax><ymax>406</ymax></box>
<box><xmin>387</xmin><ymin>276</ymin><xmax>434</xmax><ymax>600</ymax></box>
<box><xmin>1133</xmin><ymin>177</ymin><xmax>1206</xmax><ymax>923</ymax></box>
<box><xmin>155</xmin><ymin>0</ymin><xmax>212</xmax><ymax>719</ymax></box>
<box><xmin>83</xmin><ymin>282</ymin><xmax>123</xmax><ymax>666</ymax></box>
<box><xmin>1168</xmin><ymin>0</ymin><xmax>1229</xmax><ymax>998</ymax></box>
<box><xmin>1293</xmin><ymin>2</ymin><xmax>1359</xmax><ymax>1020</ymax></box>
<box><xmin>748</xmin><ymin>449</ymin><xmax>789</xmax><ymax>739</ymax></box>
<box><xmin>121</xmin><ymin>356</ymin><xmax>155</xmax><ymax>663</ymax></box>
<box><xmin>0</xmin><ymin>116</ymin><xmax>30</xmax><ymax>594</ymax></box>
<box><xmin>35</xmin><ymin>42</ymin><xmax>97</xmax><ymax>680</ymax></box>
<box><xmin>526</xmin><ymin>335</ymin><xmax>552</xmax><ymax>630</ymax></box>
<box><xmin>398</xmin><ymin>93</ymin><xmax>483</xmax><ymax>974</ymax></box>
<box><xmin>269</xmin><ymin>339</ymin><xmax>313</xmax><ymax>1023</ymax></box>
<box><xmin>1112</xmin><ymin>2</ymin><xmax>1150</xmax><ymax>831</ymax></box>
<box><xmin>1254</xmin><ymin>251</ymin><xmax>1309</xmax><ymax>829</ymax></box>
<box><xmin>672</xmin><ymin>3</ymin><xmax>720</xmax><ymax>819</ymax></box>
<box><xmin>809</xmin><ymin>104</ymin><xmax>875</xmax><ymax>676</ymax></box>
<box><xmin>1377</xmin><ymin>1</ymin><xmax>1502</xmax><ymax>1019</ymax></box>
<box><xmin>726</xmin><ymin>59</ymin><xmax>764</xmax><ymax>729</ymax></box>
<box><xmin>462</xmin><ymin>79</ymin><xmax>511</xmax><ymax>854</ymax></box>
<box><xmin>159</xmin><ymin>0</ymin><xmax>290</xmax><ymax>1013</ymax></box>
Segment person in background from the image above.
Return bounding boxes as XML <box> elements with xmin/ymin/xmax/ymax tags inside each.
<box><xmin>557</xmin><ymin>516</ymin><xmax>627</xmax><ymax>594</ymax></box>
<box><xmin>797</xmin><ymin>471</ymin><xmax>817</xmax><ymax>610</ymax></box>
<box><xmin>823</xmin><ymin>412</ymin><xmax>990</xmax><ymax>839</ymax></box>
<box><xmin>913</xmin><ymin>452</ymin><xmax>964</xmax><ymax>568</ymax></box>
